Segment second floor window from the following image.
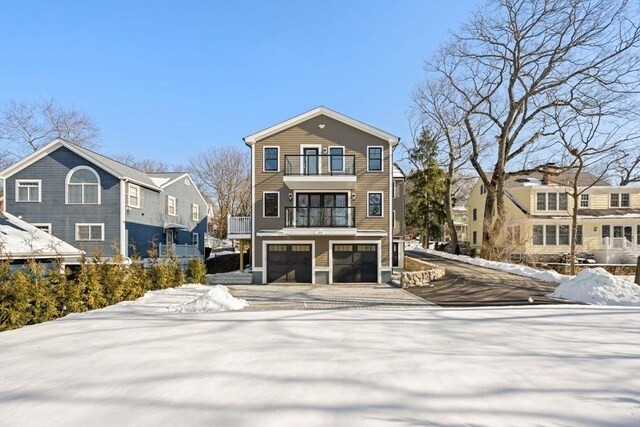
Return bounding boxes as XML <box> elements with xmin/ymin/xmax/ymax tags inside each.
<box><xmin>472</xmin><ymin>208</ymin><xmax>477</xmax><ymax>221</ymax></box>
<box><xmin>167</xmin><ymin>196</ymin><xmax>177</xmax><ymax>216</ymax></box>
<box><xmin>368</xmin><ymin>192</ymin><xmax>383</xmax><ymax>217</ymax></box>
<box><xmin>192</xmin><ymin>204</ymin><xmax>199</xmax><ymax>221</ymax></box>
<box><xmin>264</xmin><ymin>192</ymin><xmax>279</xmax><ymax>217</ymax></box>
<box><xmin>580</xmin><ymin>194</ymin><xmax>589</xmax><ymax>208</ymax></box>
<box><xmin>536</xmin><ymin>193</ymin><xmax>546</xmax><ymax>210</ymax></box>
<box><xmin>610</xmin><ymin>193</ymin><xmax>630</xmax><ymax>208</ymax></box>
<box><xmin>264</xmin><ymin>147</ymin><xmax>279</xmax><ymax>172</ymax></box>
<box><xmin>368</xmin><ymin>147</ymin><xmax>382</xmax><ymax>171</ymax></box>
<box><xmin>480</xmin><ymin>184</ymin><xmax>486</xmax><ymax>195</ymax></box>
<box><xmin>127</xmin><ymin>183</ymin><xmax>141</xmax><ymax>208</ymax></box>
<box><xmin>330</xmin><ymin>147</ymin><xmax>344</xmax><ymax>172</ymax></box>
<box><xmin>67</xmin><ymin>167</ymin><xmax>100</xmax><ymax>204</ymax></box>
<box><xmin>16</xmin><ymin>180</ymin><xmax>41</xmax><ymax>202</ymax></box>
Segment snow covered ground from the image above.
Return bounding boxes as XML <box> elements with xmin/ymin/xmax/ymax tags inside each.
<box><xmin>1</xmin><ymin>285</ymin><xmax>639</xmax><ymax>426</ymax></box>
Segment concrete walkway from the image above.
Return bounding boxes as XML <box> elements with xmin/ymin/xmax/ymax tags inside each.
<box><xmin>227</xmin><ymin>283</ymin><xmax>433</xmax><ymax>310</ymax></box>
<box><xmin>405</xmin><ymin>250</ymin><xmax>572</xmax><ymax>306</ymax></box>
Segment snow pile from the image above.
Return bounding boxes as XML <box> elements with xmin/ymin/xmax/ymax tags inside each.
<box><xmin>551</xmin><ymin>268</ymin><xmax>640</xmax><ymax>306</ymax></box>
<box><xmin>168</xmin><ymin>285</ymin><xmax>248</xmax><ymax>313</ymax></box>
<box><xmin>414</xmin><ymin>247</ymin><xmax>569</xmax><ymax>283</ymax></box>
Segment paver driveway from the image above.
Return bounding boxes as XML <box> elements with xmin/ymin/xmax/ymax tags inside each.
<box><xmin>227</xmin><ymin>283</ymin><xmax>433</xmax><ymax>310</ymax></box>
<box><xmin>406</xmin><ymin>250</ymin><xmax>571</xmax><ymax>306</ymax></box>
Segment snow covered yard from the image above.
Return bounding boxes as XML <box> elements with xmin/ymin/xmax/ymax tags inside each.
<box><xmin>1</xmin><ymin>286</ymin><xmax>639</xmax><ymax>427</ymax></box>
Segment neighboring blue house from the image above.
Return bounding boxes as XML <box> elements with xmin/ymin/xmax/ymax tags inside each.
<box><xmin>0</xmin><ymin>139</ymin><xmax>208</xmax><ymax>261</ymax></box>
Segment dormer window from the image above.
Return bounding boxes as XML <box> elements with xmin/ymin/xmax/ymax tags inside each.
<box><xmin>66</xmin><ymin>167</ymin><xmax>100</xmax><ymax>204</ymax></box>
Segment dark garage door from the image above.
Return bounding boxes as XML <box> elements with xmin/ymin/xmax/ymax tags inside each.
<box><xmin>332</xmin><ymin>244</ymin><xmax>378</xmax><ymax>283</ymax></box>
<box><xmin>267</xmin><ymin>244</ymin><xmax>312</xmax><ymax>283</ymax></box>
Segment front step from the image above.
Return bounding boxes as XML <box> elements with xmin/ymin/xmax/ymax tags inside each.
<box><xmin>206</xmin><ymin>272</ymin><xmax>253</xmax><ymax>285</ymax></box>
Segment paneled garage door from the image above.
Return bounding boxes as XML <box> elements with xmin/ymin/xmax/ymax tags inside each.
<box><xmin>332</xmin><ymin>244</ymin><xmax>378</xmax><ymax>283</ymax></box>
<box><xmin>266</xmin><ymin>244</ymin><xmax>312</xmax><ymax>283</ymax></box>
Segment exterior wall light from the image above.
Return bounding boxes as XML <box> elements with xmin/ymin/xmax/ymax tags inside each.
<box><xmin>288</xmin><ymin>193</ymin><xmax>293</xmax><ymax>201</ymax></box>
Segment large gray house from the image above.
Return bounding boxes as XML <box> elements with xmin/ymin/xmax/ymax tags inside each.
<box><xmin>0</xmin><ymin>139</ymin><xmax>208</xmax><ymax>260</ymax></box>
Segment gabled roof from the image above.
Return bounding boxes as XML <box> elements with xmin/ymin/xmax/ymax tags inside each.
<box><xmin>0</xmin><ymin>139</ymin><xmax>161</xmax><ymax>190</ymax></box>
<box><xmin>243</xmin><ymin>106</ymin><xmax>400</xmax><ymax>146</ymax></box>
<box><xmin>393</xmin><ymin>163</ymin><xmax>406</xmax><ymax>179</ymax></box>
<box><xmin>147</xmin><ymin>172</ymin><xmax>209</xmax><ymax>206</ymax></box>
<box><xmin>0</xmin><ymin>211</ymin><xmax>84</xmax><ymax>259</ymax></box>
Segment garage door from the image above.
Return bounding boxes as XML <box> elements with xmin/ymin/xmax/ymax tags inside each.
<box><xmin>267</xmin><ymin>244</ymin><xmax>312</xmax><ymax>283</ymax></box>
<box><xmin>332</xmin><ymin>244</ymin><xmax>378</xmax><ymax>283</ymax></box>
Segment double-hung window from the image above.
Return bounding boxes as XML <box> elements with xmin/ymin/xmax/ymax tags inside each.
<box><xmin>532</xmin><ymin>225</ymin><xmax>544</xmax><ymax>245</ymax></box>
<box><xmin>367</xmin><ymin>147</ymin><xmax>382</xmax><ymax>171</ymax></box>
<box><xmin>264</xmin><ymin>147</ymin><xmax>279</xmax><ymax>172</ymax></box>
<box><xmin>547</xmin><ymin>193</ymin><xmax>558</xmax><ymax>210</ymax></box>
<box><xmin>167</xmin><ymin>196</ymin><xmax>177</xmax><ymax>216</ymax></box>
<box><xmin>580</xmin><ymin>194</ymin><xmax>589</xmax><ymax>208</ymax></box>
<box><xmin>472</xmin><ymin>208</ymin><xmax>477</xmax><ymax>221</ymax></box>
<box><xmin>368</xmin><ymin>192</ymin><xmax>383</xmax><ymax>217</ymax></box>
<box><xmin>127</xmin><ymin>183</ymin><xmax>141</xmax><ymax>208</ymax></box>
<box><xmin>558</xmin><ymin>225</ymin><xmax>570</xmax><ymax>245</ymax></box>
<box><xmin>192</xmin><ymin>204</ymin><xmax>200</xmax><ymax>221</ymax></box>
<box><xmin>558</xmin><ymin>193</ymin><xmax>568</xmax><ymax>210</ymax></box>
<box><xmin>16</xmin><ymin>180</ymin><xmax>41</xmax><ymax>202</ymax></box>
<box><xmin>545</xmin><ymin>225</ymin><xmax>557</xmax><ymax>245</ymax></box>
<box><xmin>610</xmin><ymin>193</ymin><xmax>630</xmax><ymax>208</ymax></box>
<box><xmin>536</xmin><ymin>193</ymin><xmax>546</xmax><ymax>211</ymax></box>
<box><xmin>76</xmin><ymin>223</ymin><xmax>104</xmax><ymax>241</ymax></box>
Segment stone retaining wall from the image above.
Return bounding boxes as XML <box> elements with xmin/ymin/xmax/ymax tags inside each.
<box><xmin>401</xmin><ymin>256</ymin><xmax>446</xmax><ymax>289</ymax></box>
<box><xmin>542</xmin><ymin>263</ymin><xmax>637</xmax><ymax>276</ymax></box>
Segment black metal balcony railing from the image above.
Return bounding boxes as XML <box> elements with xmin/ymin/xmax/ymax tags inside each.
<box><xmin>284</xmin><ymin>154</ymin><xmax>356</xmax><ymax>176</ymax></box>
<box><xmin>285</xmin><ymin>207</ymin><xmax>356</xmax><ymax>228</ymax></box>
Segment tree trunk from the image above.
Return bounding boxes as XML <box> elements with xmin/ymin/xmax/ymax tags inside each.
<box><xmin>444</xmin><ymin>174</ymin><xmax>458</xmax><ymax>254</ymax></box>
<box><xmin>570</xmin><ymin>159</ymin><xmax>584</xmax><ymax>275</ymax></box>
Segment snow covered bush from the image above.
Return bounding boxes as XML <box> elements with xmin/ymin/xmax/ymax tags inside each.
<box><xmin>551</xmin><ymin>268</ymin><xmax>640</xmax><ymax>306</ymax></box>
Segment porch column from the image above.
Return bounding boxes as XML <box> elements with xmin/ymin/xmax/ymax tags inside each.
<box><xmin>239</xmin><ymin>240</ymin><xmax>244</xmax><ymax>271</ymax></box>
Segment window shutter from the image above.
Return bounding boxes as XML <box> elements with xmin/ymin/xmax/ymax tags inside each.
<box><xmin>165</xmin><ymin>195</ymin><xmax>169</xmax><ymax>214</ymax></box>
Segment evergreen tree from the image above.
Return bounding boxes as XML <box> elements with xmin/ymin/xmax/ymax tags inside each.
<box><xmin>407</xmin><ymin>128</ymin><xmax>447</xmax><ymax>247</ymax></box>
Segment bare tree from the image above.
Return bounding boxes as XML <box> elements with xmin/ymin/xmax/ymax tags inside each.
<box><xmin>554</xmin><ymin>111</ymin><xmax>639</xmax><ymax>274</ymax></box>
<box><xmin>111</xmin><ymin>153</ymin><xmax>179</xmax><ymax>173</ymax></box>
<box><xmin>0</xmin><ymin>99</ymin><xmax>99</xmax><ymax>166</ymax></box>
<box><xmin>189</xmin><ymin>146</ymin><xmax>250</xmax><ymax>238</ymax></box>
<box><xmin>425</xmin><ymin>0</ymin><xmax>640</xmax><ymax>259</ymax></box>
<box><xmin>611</xmin><ymin>145</ymin><xmax>640</xmax><ymax>186</ymax></box>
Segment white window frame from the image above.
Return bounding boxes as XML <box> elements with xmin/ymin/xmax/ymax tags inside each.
<box><xmin>367</xmin><ymin>191</ymin><xmax>384</xmax><ymax>217</ymax></box>
<box><xmin>536</xmin><ymin>192</ymin><xmax>546</xmax><ymax>211</ymax></box>
<box><xmin>328</xmin><ymin>146</ymin><xmax>345</xmax><ymax>173</ymax></box>
<box><xmin>610</xmin><ymin>193</ymin><xmax>630</xmax><ymax>208</ymax></box>
<box><xmin>393</xmin><ymin>209</ymin><xmax>397</xmax><ymax>229</ymax></box>
<box><xmin>580</xmin><ymin>194</ymin><xmax>589</xmax><ymax>208</ymax></box>
<box><xmin>33</xmin><ymin>223</ymin><xmax>52</xmax><ymax>234</ymax></box>
<box><xmin>263</xmin><ymin>191</ymin><xmax>280</xmax><ymax>218</ymax></box>
<box><xmin>167</xmin><ymin>195</ymin><xmax>177</xmax><ymax>216</ymax></box>
<box><xmin>192</xmin><ymin>203</ymin><xmax>200</xmax><ymax>221</ymax></box>
<box><xmin>367</xmin><ymin>146</ymin><xmax>384</xmax><ymax>172</ymax></box>
<box><xmin>15</xmin><ymin>179</ymin><xmax>42</xmax><ymax>203</ymax></box>
<box><xmin>65</xmin><ymin>166</ymin><xmax>101</xmax><ymax>205</ymax></box>
<box><xmin>192</xmin><ymin>232</ymin><xmax>199</xmax><ymax>246</ymax></box>
<box><xmin>620</xmin><ymin>193</ymin><xmax>630</xmax><ymax>208</ymax></box>
<box><xmin>127</xmin><ymin>183</ymin><xmax>141</xmax><ymax>208</ymax></box>
<box><xmin>75</xmin><ymin>223</ymin><xmax>104</xmax><ymax>241</ymax></box>
<box><xmin>263</xmin><ymin>146</ymin><xmax>280</xmax><ymax>172</ymax></box>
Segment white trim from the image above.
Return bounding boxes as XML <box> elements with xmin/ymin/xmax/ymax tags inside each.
<box><xmin>32</xmin><ymin>223</ymin><xmax>52</xmax><ymax>234</ymax></box>
<box><xmin>263</xmin><ymin>146</ymin><xmax>280</xmax><ymax>173</ymax></box>
<box><xmin>262</xmin><ymin>191</ymin><xmax>280</xmax><ymax>218</ymax></box>
<box><xmin>328</xmin><ymin>239</ymin><xmax>382</xmax><ymax>284</ymax></box>
<box><xmin>367</xmin><ymin>146</ymin><xmax>384</xmax><ymax>172</ymax></box>
<box><xmin>120</xmin><ymin>181</ymin><xmax>126</xmax><ymax>256</ymax></box>
<box><xmin>243</xmin><ymin>107</ymin><xmax>400</xmax><ymax>145</ymax></box>
<box><xmin>192</xmin><ymin>203</ymin><xmax>200</xmax><ymax>221</ymax></box>
<box><xmin>156</xmin><ymin>174</ymin><xmax>208</xmax><ymax>206</ymax></box>
<box><xmin>388</xmin><ymin>148</ymin><xmax>393</xmax><ymax>270</ymax></box>
<box><xmin>610</xmin><ymin>192</ymin><xmax>631</xmax><ymax>208</ymax></box>
<box><xmin>251</xmin><ymin>146</ymin><xmax>256</xmax><ymax>271</ymax></box>
<box><xmin>75</xmin><ymin>223</ymin><xmax>105</xmax><ymax>241</ymax></box>
<box><xmin>393</xmin><ymin>209</ymin><xmax>397</xmax><ymax>229</ymax></box>
<box><xmin>192</xmin><ymin>232</ymin><xmax>199</xmax><ymax>246</ymax></box>
<box><xmin>167</xmin><ymin>195</ymin><xmax>177</xmax><ymax>216</ymax></box>
<box><xmin>328</xmin><ymin>146</ymin><xmax>345</xmax><ymax>173</ymax></box>
<box><xmin>2</xmin><ymin>178</ymin><xmax>6</xmax><ymax>212</ymax></box>
<box><xmin>65</xmin><ymin>166</ymin><xmax>101</xmax><ymax>205</ymax></box>
<box><xmin>127</xmin><ymin>183</ymin><xmax>141</xmax><ymax>208</ymax></box>
<box><xmin>367</xmin><ymin>191</ymin><xmax>384</xmax><ymax>218</ymax></box>
<box><xmin>262</xmin><ymin>240</ymin><xmax>315</xmax><ymax>285</ymax></box>
<box><xmin>15</xmin><ymin>179</ymin><xmax>42</xmax><ymax>203</ymax></box>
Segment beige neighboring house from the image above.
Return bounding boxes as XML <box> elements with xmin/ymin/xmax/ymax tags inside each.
<box><xmin>443</xmin><ymin>206</ymin><xmax>468</xmax><ymax>242</ymax></box>
<box><xmin>467</xmin><ymin>167</ymin><xmax>640</xmax><ymax>264</ymax></box>
<box><xmin>227</xmin><ymin>106</ymin><xmax>405</xmax><ymax>284</ymax></box>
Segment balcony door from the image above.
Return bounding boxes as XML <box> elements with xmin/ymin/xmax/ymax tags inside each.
<box><xmin>296</xmin><ymin>193</ymin><xmax>348</xmax><ymax>227</ymax></box>
<box><xmin>302</xmin><ymin>147</ymin><xmax>319</xmax><ymax>175</ymax></box>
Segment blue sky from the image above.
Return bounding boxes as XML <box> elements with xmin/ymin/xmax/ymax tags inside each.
<box><xmin>0</xmin><ymin>0</ymin><xmax>480</xmax><ymax>167</ymax></box>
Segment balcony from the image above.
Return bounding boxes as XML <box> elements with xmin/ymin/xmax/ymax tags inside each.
<box><xmin>283</xmin><ymin>154</ymin><xmax>357</xmax><ymax>190</ymax></box>
<box><xmin>285</xmin><ymin>206</ymin><xmax>355</xmax><ymax>228</ymax></box>
<box><xmin>227</xmin><ymin>215</ymin><xmax>251</xmax><ymax>239</ymax></box>
<box><xmin>159</xmin><ymin>244</ymin><xmax>200</xmax><ymax>258</ymax></box>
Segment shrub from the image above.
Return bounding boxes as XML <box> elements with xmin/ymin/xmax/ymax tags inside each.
<box><xmin>186</xmin><ymin>258</ymin><xmax>207</xmax><ymax>284</ymax></box>
<box><xmin>0</xmin><ymin>270</ymin><xmax>30</xmax><ymax>331</ymax></box>
<box><xmin>470</xmin><ymin>248</ymin><xmax>478</xmax><ymax>258</ymax></box>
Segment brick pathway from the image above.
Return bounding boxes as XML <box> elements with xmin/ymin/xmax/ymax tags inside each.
<box><xmin>226</xmin><ymin>283</ymin><xmax>434</xmax><ymax>310</ymax></box>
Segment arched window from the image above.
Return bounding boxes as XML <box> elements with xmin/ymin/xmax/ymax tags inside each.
<box><xmin>66</xmin><ymin>166</ymin><xmax>100</xmax><ymax>204</ymax></box>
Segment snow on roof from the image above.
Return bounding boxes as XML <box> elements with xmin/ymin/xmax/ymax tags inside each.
<box><xmin>150</xmin><ymin>177</ymin><xmax>171</xmax><ymax>187</ymax></box>
<box><xmin>0</xmin><ymin>212</ymin><xmax>84</xmax><ymax>259</ymax></box>
<box><xmin>393</xmin><ymin>163</ymin><xmax>405</xmax><ymax>178</ymax></box>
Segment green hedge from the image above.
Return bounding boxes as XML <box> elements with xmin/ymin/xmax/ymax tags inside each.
<box><xmin>0</xmin><ymin>253</ymin><xmax>199</xmax><ymax>332</ymax></box>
